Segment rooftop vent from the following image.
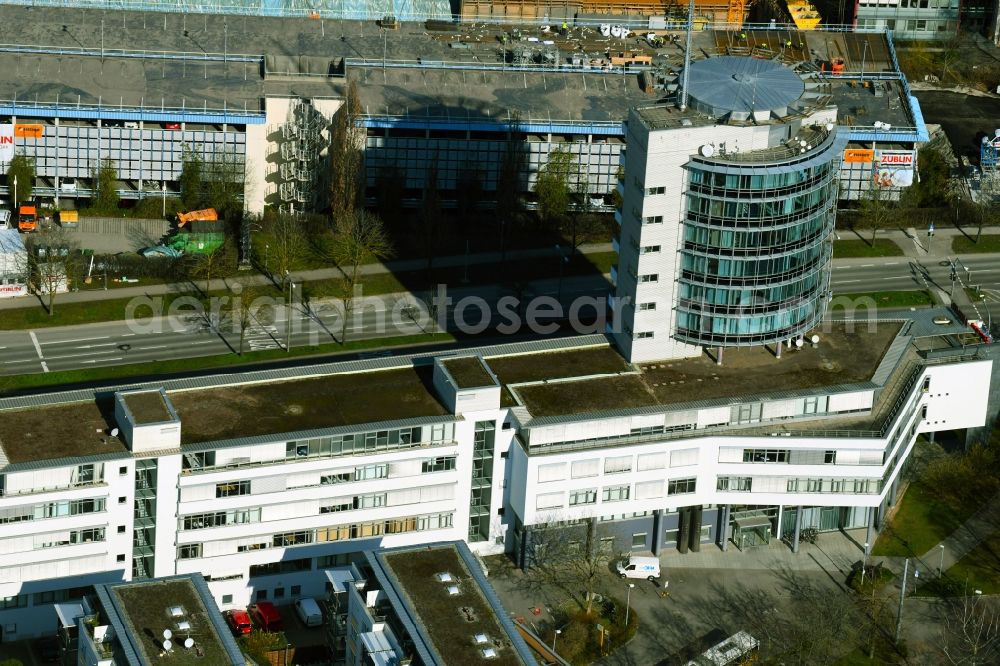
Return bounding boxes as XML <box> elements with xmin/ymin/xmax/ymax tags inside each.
<box><xmin>168</xmin><ymin>606</ymin><xmax>185</xmax><ymax>618</ymax></box>
<box><xmin>447</xmin><ymin>585</ymin><xmax>461</xmax><ymax>596</ymax></box>
<box><xmin>482</xmin><ymin>647</ymin><xmax>498</xmax><ymax>659</ymax></box>
<box><xmin>435</xmin><ymin>572</ymin><xmax>454</xmax><ymax>583</ymax></box>
<box><xmin>474</xmin><ymin>633</ymin><xmax>489</xmax><ymax>644</ymax></box>
<box><xmin>176</xmin><ymin>620</ymin><xmax>191</xmax><ymax>632</ymax></box>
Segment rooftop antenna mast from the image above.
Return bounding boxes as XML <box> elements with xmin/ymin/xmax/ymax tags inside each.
<box><xmin>679</xmin><ymin>0</ymin><xmax>695</xmax><ymax>111</ymax></box>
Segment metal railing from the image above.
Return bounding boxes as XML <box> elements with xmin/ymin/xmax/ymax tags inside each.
<box><xmin>0</xmin><ymin>42</ymin><xmax>260</xmax><ymax>63</ymax></box>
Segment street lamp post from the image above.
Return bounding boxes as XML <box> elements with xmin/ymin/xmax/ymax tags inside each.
<box><xmin>895</xmin><ymin>558</ymin><xmax>919</xmax><ymax>642</ymax></box>
<box><xmin>625</xmin><ymin>582</ymin><xmax>635</xmax><ymax>628</ymax></box>
<box><xmin>265</xmin><ymin>243</ymin><xmax>270</xmax><ymax>276</ymax></box>
<box><xmin>13</xmin><ymin>174</ymin><xmax>17</xmax><ymax>206</ymax></box>
<box><xmin>286</xmin><ymin>273</ymin><xmax>296</xmax><ymax>352</ymax></box>
<box><xmin>551</xmin><ymin>628</ymin><xmax>561</xmax><ymax>654</ymax></box>
<box><xmin>861</xmin><ymin>541</ymin><xmax>870</xmax><ymax>588</ymax></box>
<box><xmin>939</xmin><ymin>544</ymin><xmax>945</xmax><ymax>577</ymax></box>
<box><xmin>161</xmin><ymin>181</ymin><xmax>166</xmax><ymax>218</ymax></box>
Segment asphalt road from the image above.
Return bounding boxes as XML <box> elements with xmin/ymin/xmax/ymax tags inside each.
<box><xmin>0</xmin><ymin>275</ymin><xmax>608</xmax><ymax>377</ymax></box>
<box><xmin>3</xmin><ymin>257</ymin><xmax>999</xmax><ymax>378</ymax></box>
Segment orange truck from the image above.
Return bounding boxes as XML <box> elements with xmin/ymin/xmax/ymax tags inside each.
<box><xmin>177</xmin><ymin>208</ymin><xmax>219</xmax><ymax>227</ymax></box>
<box><xmin>17</xmin><ymin>205</ymin><xmax>37</xmax><ymax>232</ymax></box>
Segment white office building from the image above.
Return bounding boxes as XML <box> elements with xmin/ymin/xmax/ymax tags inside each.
<box><xmin>0</xmin><ymin>318</ymin><xmax>995</xmax><ymax>641</ymax></box>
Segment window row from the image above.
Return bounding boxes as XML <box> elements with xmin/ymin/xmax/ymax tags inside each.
<box><xmin>219</xmin><ymin>513</ymin><xmax>455</xmax><ymax>556</ymax></box>
<box><xmin>181</xmin><ymin>508</ymin><xmax>262</xmax><ymax>531</ymax></box>
<box><xmin>185</xmin><ymin>423</ymin><xmax>455</xmax><ymax>472</ymax></box>
<box><xmin>0</xmin><ymin>498</ymin><xmax>105</xmax><ymax>524</ymax></box>
<box><xmin>677</xmin><ymin>272</ymin><xmax>824</xmax><ymax>309</ymax></box>
<box><xmin>687</xmin><ymin>163</ymin><xmax>833</xmax><ymax>192</ymax></box>
<box><xmin>675</xmin><ymin>303</ymin><xmax>819</xmax><ymax>340</ymax></box>
<box><xmin>36</xmin><ymin>527</ymin><xmax>106</xmax><ymax>549</ymax></box>
<box><xmin>786</xmin><ymin>477</ymin><xmax>881</xmax><ymax>494</ymax></box>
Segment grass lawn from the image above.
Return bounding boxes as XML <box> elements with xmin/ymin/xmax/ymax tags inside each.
<box><xmin>833</xmin><ymin>239</ymin><xmax>905</xmax><ymax>258</ymax></box>
<box><xmin>918</xmin><ymin>530</ymin><xmax>1000</xmax><ymax>597</ymax></box>
<box><xmin>830</xmin><ymin>290</ymin><xmax>934</xmax><ymax>310</ymax></box>
<box><xmin>952</xmin><ymin>234</ymin><xmax>1000</xmax><ymax>254</ymax></box>
<box><xmin>872</xmin><ymin>482</ymin><xmax>979</xmax><ymax>557</ymax></box>
<box><xmin>0</xmin><ymin>332</ymin><xmax>454</xmax><ymax>395</ymax></box>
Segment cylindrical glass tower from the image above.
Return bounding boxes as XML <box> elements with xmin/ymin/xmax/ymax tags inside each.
<box><xmin>674</xmin><ymin>126</ymin><xmax>847</xmax><ymax>346</ymax></box>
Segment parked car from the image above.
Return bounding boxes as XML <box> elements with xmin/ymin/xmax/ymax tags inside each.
<box><xmin>164</xmin><ymin>122</ymin><xmax>181</xmax><ymax>130</ymax></box>
<box><xmin>249</xmin><ymin>601</ymin><xmax>283</xmax><ymax>632</ymax></box>
<box><xmin>294</xmin><ymin>597</ymin><xmax>324</xmax><ymax>627</ymax></box>
<box><xmin>60</xmin><ymin>178</ymin><xmax>77</xmax><ymax>192</ymax></box>
<box><xmin>225</xmin><ymin>609</ymin><xmax>253</xmax><ymax>636</ymax></box>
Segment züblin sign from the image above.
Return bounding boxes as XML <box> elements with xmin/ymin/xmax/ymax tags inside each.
<box><xmin>0</xmin><ymin>124</ymin><xmax>13</xmax><ymax>162</ymax></box>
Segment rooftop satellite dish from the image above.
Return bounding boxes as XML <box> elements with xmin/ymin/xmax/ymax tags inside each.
<box><xmin>163</xmin><ymin>629</ymin><xmax>172</xmax><ymax>640</ymax></box>
<box><xmin>111</xmin><ymin>428</ymin><xmax>119</xmax><ymax>438</ymax></box>
<box><xmin>994</xmin><ymin>129</ymin><xmax>1000</xmax><ymax>138</ymax></box>
<box><xmin>826</xmin><ymin>122</ymin><xmax>834</xmax><ymax>131</ymax></box>
<box><xmin>883</xmin><ymin>123</ymin><xmax>891</xmax><ymax>131</ymax></box>
<box><xmin>162</xmin><ymin>639</ymin><xmax>172</xmax><ymax>651</ymax></box>
<box><xmin>873</xmin><ymin>121</ymin><xmax>883</xmax><ymax>129</ymax></box>
<box><xmin>799</xmin><ymin>140</ymin><xmax>807</xmax><ymax>147</ymax></box>
<box><xmin>184</xmin><ymin>638</ymin><xmax>194</xmax><ymax>649</ymax></box>
<box><xmin>811</xmin><ymin>335</ymin><xmax>820</xmax><ymax>344</ymax></box>
<box><xmin>795</xmin><ymin>339</ymin><xmax>804</xmax><ymax>348</ymax></box>
<box><xmin>700</xmin><ymin>144</ymin><xmax>715</xmax><ymax>157</ymax></box>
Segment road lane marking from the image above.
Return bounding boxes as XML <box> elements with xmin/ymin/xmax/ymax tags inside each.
<box><xmin>836</xmin><ymin>279</ymin><xmax>862</xmax><ymax>284</ymax></box>
<box><xmin>4</xmin><ymin>359</ymin><xmax>36</xmax><ymax>364</ymax></box>
<box><xmin>40</xmin><ymin>335</ymin><xmax>110</xmax><ymax>345</ymax></box>
<box><xmin>82</xmin><ymin>357</ymin><xmax>123</xmax><ymax>364</ymax></box>
<box><xmin>28</xmin><ymin>331</ymin><xmax>49</xmax><ymax>372</ymax></box>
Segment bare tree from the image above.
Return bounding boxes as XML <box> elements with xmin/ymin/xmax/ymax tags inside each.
<box><xmin>257</xmin><ymin>212</ymin><xmax>308</xmax><ymax>280</ymax></box>
<box><xmin>522</xmin><ymin>518</ymin><xmax>612</xmax><ymax>615</ymax></box>
<box><xmin>187</xmin><ymin>241</ymin><xmax>234</xmax><ymax>296</ymax></box>
<box><xmin>941</xmin><ymin>588</ymin><xmax>1000</xmax><ymax>665</ymax></box>
<box><xmin>969</xmin><ymin>176</ymin><xmax>998</xmax><ymax>244</ymax></box>
<box><xmin>329</xmin><ymin>79</ymin><xmax>364</xmax><ymax>226</ymax></box>
<box><xmin>26</xmin><ymin>226</ymin><xmax>81</xmax><ymax>316</ymax></box>
<box><xmin>228</xmin><ymin>279</ymin><xmax>274</xmax><ymax>356</ymax></box>
<box><xmin>326</xmin><ymin>210</ymin><xmax>392</xmax><ymax>343</ymax></box>
<box><xmin>858</xmin><ymin>169</ymin><xmax>897</xmax><ymax>247</ymax></box>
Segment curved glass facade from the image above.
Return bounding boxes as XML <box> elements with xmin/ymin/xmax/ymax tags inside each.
<box><xmin>675</xmin><ymin>129</ymin><xmax>846</xmax><ymax>347</ymax></box>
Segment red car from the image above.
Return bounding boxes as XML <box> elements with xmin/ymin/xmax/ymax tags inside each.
<box><xmin>225</xmin><ymin>609</ymin><xmax>253</xmax><ymax>635</ymax></box>
<box><xmin>249</xmin><ymin>602</ymin><xmax>283</xmax><ymax>632</ymax></box>
<box><xmin>164</xmin><ymin>122</ymin><xmax>181</xmax><ymax>130</ymax></box>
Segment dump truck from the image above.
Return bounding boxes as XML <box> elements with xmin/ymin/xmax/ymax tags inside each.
<box><xmin>17</xmin><ymin>205</ymin><xmax>37</xmax><ymax>232</ymax></box>
<box><xmin>143</xmin><ymin>207</ymin><xmax>224</xmax><ymax>256</ymax></box>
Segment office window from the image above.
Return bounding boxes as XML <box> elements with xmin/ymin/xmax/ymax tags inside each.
<box><xmin>215</xmin><ymin>480</ymin><xmax>250</xmax><ymax>498</ymax></box>
<box><xmin>638</xmin><ymin>274</ymin><xmax>659</xmax><ymax>283</ymax></box>
<box><xmin>274</xmin><ymin>587</ymin><xmax>285</xmax><ymax>600</ymax></box>
<box><xmin>117</xmin><ymin>525</ymin><xmax>126</xmax><ymax>533</ymax></box>
<box><xmin>743</xmin><ymin>449</ymin><xmax>789</xmax><ymax>463</ymax></box>
<box><xmin>422</xmin><ymin>456</ymin><xmax>456</xmax><ymax>473</ymax></box>
<box><xmin>222</xmin><ymin>594</ymin><xmax>233</xmax><ymax>604</ymax></box>
<box><xmin>603</xmin><ymin>485</ymin><xmax>630</xmax><ymax>502</ymax></box>
<box><xmin>256</xmin><ymin>590</ymin><xmax>267</xmax><ymax>601</ymax></box>
<box><xmin>569</xmin><ymin>489</ymin><xmax>597</xmax><ymax>506</ymax></box>
<box><xmin>321</xmin><ymin>472</ymin><xmax>352</xmax><ymax>485</ymax></box>
<box><xmin>638</xmin><ymin>302</ymin><xmax>656</xmax><ymax>311</ymax></box>
<box><xmin>631</xmin><ymin>533</ymin><xmax>647</xmax><ymax>548</ymax></box>
<box><xmin>717</xmin><ymin>476</ymin><xmax>752</xmax><ymax>492</ymax></box>
<box><xmin>178</xmin><ymin>544</ymin><xmax>202</xmax><ymax>559</ymax></box>
<box><xmin>667</xmin><ymin>478</ymin><xmax>697</xmax><ymax>495</ymax></box>
<box><xmin>604</xmin><ymin>456</ymin><xmax>632</xmax><ymax>474</ymax></box>
<box><xmin>636</xmin><ymin>331</ymin><xmax>654</xmax><ymax>339</ymax></box>
<box><xmin>824</xmin><ymin>451</ymin><xmax>837</xmax><ymax>464</ymax></box>
<box><xmin>117</xmin><ymin>554</ymin><xmax>126</xmax><ymax>562</ymax></box>
<box><xmin>646</xmin><ymin>186</ymin><xmax>666</xmax><ymax>195</ymax></box>
<box><xmin>355</xmin><ymin>464</ymin><xmax>388</xmax><ymax>481</ymax></box>
<box><xmin>643</xmin><ymin>215</ymin><xmax>663</xmax><ymax>224</ymax></box>
<box><xmin>640</xmin><ymin>245</ymin><xmax>661</xmax><ymax>254</ymax></box>
<box><xmin>119</xmin><ymin>466</ymin><xmax>128</xmax><ymax>476</ymax></box>
<box><xmin>291</xmin><ymin>585</ymin><xmax>301</xmax><ymax>596</ymax></box>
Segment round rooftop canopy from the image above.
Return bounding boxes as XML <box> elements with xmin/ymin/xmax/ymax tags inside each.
<box><xmin>685</xmin><ymin>56</ymin><xmax>806</xmax><ymax>122</ymax></box>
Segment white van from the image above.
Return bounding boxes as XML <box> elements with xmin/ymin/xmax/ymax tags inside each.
<box><xmin>616</xmin><ymin>555</ymin><xmax>660</xmax><ymax>581</ymax></box>
<box><xmin>294</xmin><ymin>597</ymin><xmax>324</xmax><ymax>627</ymax></box>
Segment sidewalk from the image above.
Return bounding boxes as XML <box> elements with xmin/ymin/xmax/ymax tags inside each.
<box><xmin>0</xmin><ymin>242</ymin><xmax>613</xmax><ymax>311</ymax></box>
<box><xmin>843</xmin><ymin>225</ymin><xmax>977</xmax><ymax>259</ymax></box>
<box><xmin>901</xmin><ymin>491</ymin><xmax>1000</xmax><ymax>576</ymax></box>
